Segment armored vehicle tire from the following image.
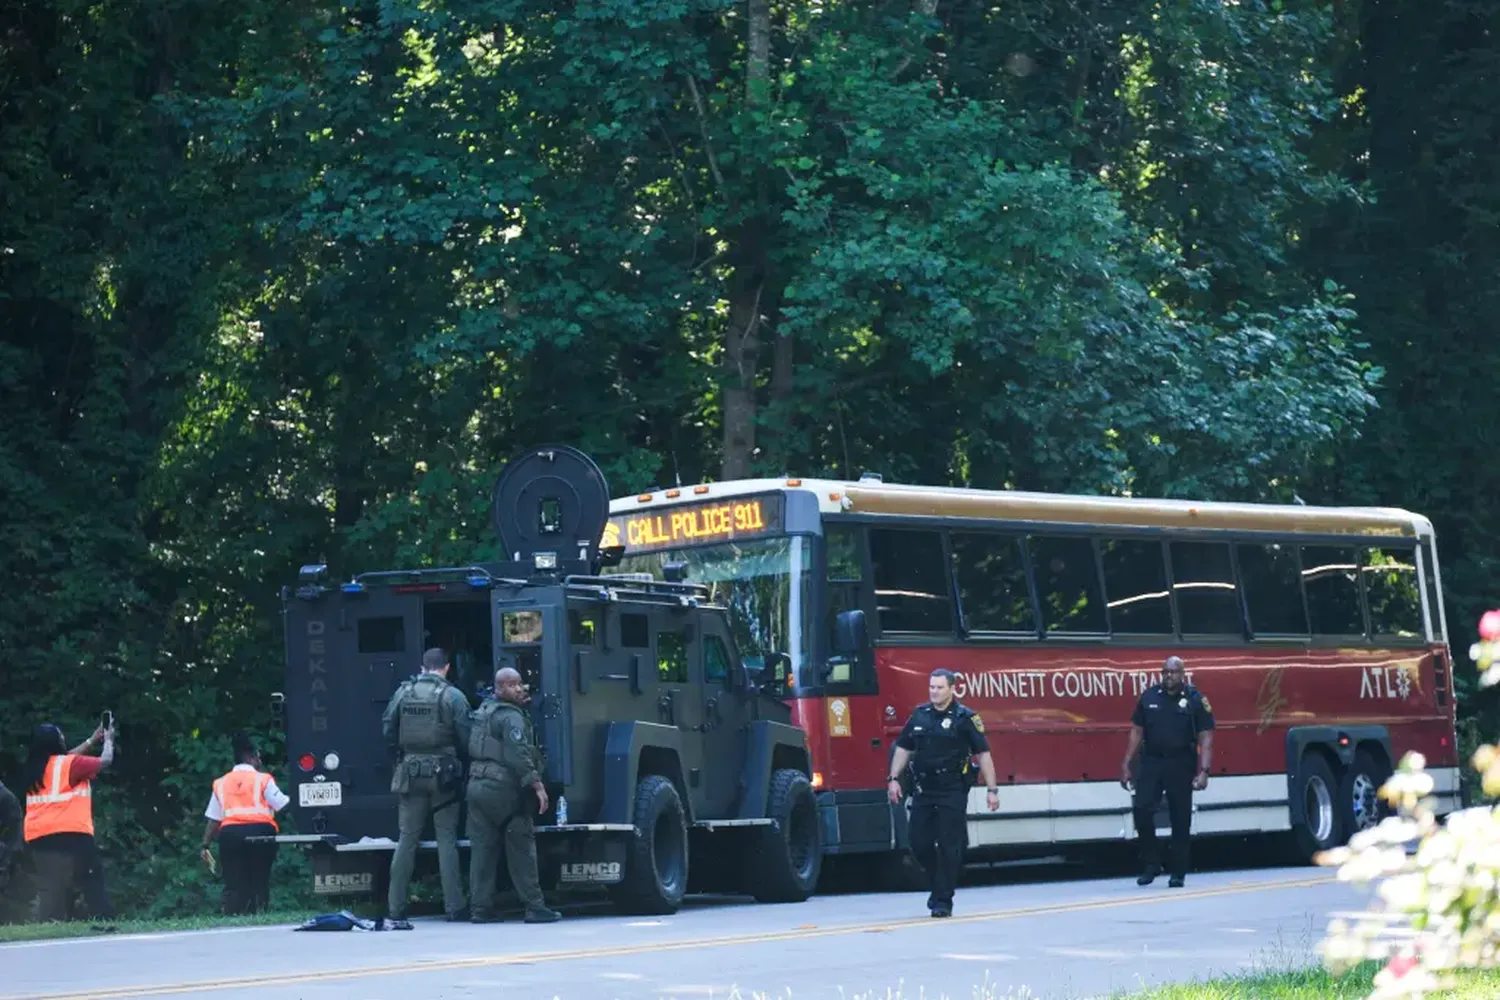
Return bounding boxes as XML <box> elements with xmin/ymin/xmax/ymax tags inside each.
<box><xmin>608</xmin><ymin>774</ymin><xmax>689</xmax><ymax>915</ymax></box>
<box><xmin>748</xmin><ymin>769</ymin><xmax>822</xmax><ymax>903</ymax></box>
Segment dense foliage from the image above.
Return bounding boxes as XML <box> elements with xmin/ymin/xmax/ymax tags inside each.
<box><xmin>1</xmin><ymin>0</ymin><xmax>1494</xmax><ymax>916</ymax></box>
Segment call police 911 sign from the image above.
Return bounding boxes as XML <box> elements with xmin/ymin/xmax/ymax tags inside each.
<box><xmin>605</xmin><ymin>493</ymin><xmax>785</xmax><ymax>554</ymax></box>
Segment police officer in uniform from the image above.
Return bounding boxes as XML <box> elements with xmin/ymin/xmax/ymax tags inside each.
<box><xmin>465</xmin><ymin>665</ymin><xmax>561</xmax><ymax>924</ymax></box>
<box><xmin>382</xmin><ymin>647</ymin><xmax>473</xmax><ymax>927</ymax></box>
<box><xmin>1119</xmin><ymin>655</ymin><xmax>1215</xmax><ymax>888</ymax></box>
<box><xmin>887</xmin><ymin>669</ymin><xmax>1000</xmax><ymax>917</ymax></box>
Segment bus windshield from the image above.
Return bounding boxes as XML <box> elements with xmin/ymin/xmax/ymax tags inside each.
<box><xmin>609</xmin><ymin>536</ymin><xmax>812</xmax><ymax>688</ymax></box>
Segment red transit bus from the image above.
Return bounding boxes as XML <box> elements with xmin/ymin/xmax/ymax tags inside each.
<box><xmin>603</xmin><ymin>473</ymin><xmax>1462</xmax><ymax>877</ymax></box>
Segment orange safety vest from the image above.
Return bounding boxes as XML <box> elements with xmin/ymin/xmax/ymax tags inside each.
<box><xmin>214</xmin><ymin>770</ymin><xmax>279</xmax><ymax>831</ymax></box>
<box><xmin>24</xmin><ymin>754</ymin><xmax>94</xmax><ymax>841</ymax></box>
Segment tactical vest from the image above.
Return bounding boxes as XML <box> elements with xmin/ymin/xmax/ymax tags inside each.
<box><xmin>397</xmin><ymin>674</ymin><xmax>453</xmax><ymax>754</ymax></box>
<box><xmin>468</xmin><ymin>699</ymin><xmax>513</xmax><ymax>765</ymax></box>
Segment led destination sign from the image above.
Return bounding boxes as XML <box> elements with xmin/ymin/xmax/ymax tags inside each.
<box><xmin>605</xmin><ymin>494</ymin><xmax>785</xmax><ymax>554</ymax></box>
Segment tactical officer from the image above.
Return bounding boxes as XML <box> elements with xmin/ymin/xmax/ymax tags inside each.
<box><xmin>887</xmin><ymin>669</ymin><xmax>1000</xmax><ymax>917</ymax></box>
<box><xmin>1119</xmin><ymin>655</ymin><xmax>1215</xmax><ymax>888</ymax></box>
<box><xmin>465</xmin><ymin>665</ymin><xmax>561</xmax><ymax>924</ymax></box>
<box><xmin>382</xmin><ymin>647</ymin><xmax>474</xmax><ymax>927</ymax></box>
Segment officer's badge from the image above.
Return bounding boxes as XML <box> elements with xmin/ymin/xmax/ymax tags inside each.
<box><xmin>941</xmin><ymin>718</ymin><xmax>952</xmax><ymax>729</ymax></box>
<box><xmin>971</xmin><ymin>714</ymin><xmax>985</xmax><ymax>734</ymax></box>
<box><xmin>1178</xmin><ymin>697</ymin><xmax>1188</xmax><ymax>709</ymax></box>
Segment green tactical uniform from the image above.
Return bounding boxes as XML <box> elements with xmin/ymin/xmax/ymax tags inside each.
<box><xmin>466</xmin><ymin>696</ymin><xmax>549</xmax><ymax>919</ymax></box>
<box><xmin>382</xmin><ymin>671</ymin><xmax>473</xmax><ymax>919</ymax></box>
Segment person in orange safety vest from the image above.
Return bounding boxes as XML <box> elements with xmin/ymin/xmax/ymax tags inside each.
<box><xmin>23</xmin><ymin>721</ymin><xmax>117</xmax><ymax>922</ymax></box>
<box><xmin>200</xmin><ymin>731</ymin><xmax>289</xmax><ymax>914</ymax></box>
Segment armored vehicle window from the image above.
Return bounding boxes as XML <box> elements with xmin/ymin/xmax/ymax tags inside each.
<box><xmin>868</xmin><ymin>528</ymin><xmax>953</xmax><ymax>634</ymax></box>
<box><xmin>1302</xmin><ymin>545</ymin><xmax>1365</xmax><ymax>637</ymax></box>
<box><xmin>502</xmin><ymin>610</ymin><xmax>543</xmax><ymax>643</ymax></box>
<box><xmin>1237</xmin><ymin>542</ymin><xmax>1308</xmax><ymax>636</ymax></box>
<box><xmin>950</xmin><ymin>532</ymin><xmax>1033</xmax><ymax>634</ymax></box>
<box><xmin>570</xmin><ymin>610</ymin><xmax>598</xmax><ymax>645</ymax></box>
<box><xmin>1169</xmin><ymin>541</ymin><xmax>1244</xmax><ymax>636</ymax></box>
<box><xmin>1028</xmin><ymin>535</ymin><xmax>1107</xmax><ymax>635</ymax></box>
<box><xmin>1099</xmin><ymin>538</ymin><xmax>1172</xmax><ymax>636</ymax></box>
<box><xmin>704</xmin><ymin>635</ymin><xmax>731</xmax><ymax>684</ymax></box>
<box><xmin>621</xmin><ymin>613</ymin><xmax>649</xmax><ymax>648</ymax></box>
<box><xmin>1363</xmin><ymin>547</ymin><xmax>1422</xmax><ymax>639</ymax></box>
<box><xmin>658</xmin><ymin>630</ymin><xmax>688</xmax><ymax>684</ymax></box>
<box><xmin>358</xmin><ymin>616</ymin><xmax>406</xmax><ymax>654</ymax></box>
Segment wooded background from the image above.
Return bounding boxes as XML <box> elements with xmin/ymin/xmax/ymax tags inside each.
<box><xmin>3</xmin><ymin>0</ymin><xmax>1496</xmax><ymax>915</ymax></box>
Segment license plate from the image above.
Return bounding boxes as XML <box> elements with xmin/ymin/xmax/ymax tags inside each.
<box><xmin>299</xmin><ymin>782</ymin><xmax>342</xmax><ymax>808</ymax></box>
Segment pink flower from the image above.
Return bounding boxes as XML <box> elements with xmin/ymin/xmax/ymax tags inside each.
<box><xmin>1481</xmin><ymin>610</ymin><xmax>1500</xmax><ymax>641</ymax></box>
<box><xmin>1386</xmin><ymin>954</ymin><xmax>1418</xmax><ymax>979</ymax></box>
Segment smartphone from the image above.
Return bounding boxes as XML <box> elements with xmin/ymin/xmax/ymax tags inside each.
<box><xmin>101</xmin><ymin>711</ymin><xmax>113</xmax><ymax>731</ymax></box>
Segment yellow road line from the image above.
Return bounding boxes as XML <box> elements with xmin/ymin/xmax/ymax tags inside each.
<box><xmin>5</xmin><ymin>875</ymin><xmax>1336</xmax><ymax>1000</ymax></box>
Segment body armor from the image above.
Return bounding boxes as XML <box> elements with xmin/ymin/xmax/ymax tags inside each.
<box><xmin>397</xmin><ymin>674</ymin><xmax>453</xmax><ymax>754</ymax></box>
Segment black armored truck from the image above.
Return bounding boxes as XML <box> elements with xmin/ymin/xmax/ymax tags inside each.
<box><xmin>273</xmin><ymin>445</ymin><xmax>822</xmax><ymax>914</ymax></box>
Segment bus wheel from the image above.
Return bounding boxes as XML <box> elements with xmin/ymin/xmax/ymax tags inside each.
<box><xmin>1290</xmin><ymin>753</ymin><xmax>1340</xmax><ymax>863</ymax></box>
<box><xmin>608</xmin><ymin>774</ymin><xmax>689</xmax><ymax>915</ymax></box>
<box><xmin>1339</xmin><ymin>749</ymin><xmax>1392</xmax><ymax>840</ymax></box>
<box><xmin>748</xmin><ymin>769</ymin><xmax>823</xmax><ymax>903</ymax></box>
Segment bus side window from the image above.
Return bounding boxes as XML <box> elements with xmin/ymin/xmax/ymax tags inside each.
<box><xmin>1302</xmin><ymin>545</ymin><xmax>1365</xmax><ymax>637</ymax></box>
<box><xmin>1419</xmin><ymin>540</ymin><xmax>1445</xmax><ymax>641</ymax></box>
<box><xmin>1363</xmin><ymin>547</ymin><xmax>1423</xmax><ymax>640</ymax></box>
<box><xmin>868</xmin><ymin>528</ymin><xmax>953</xmax><ymax>635</ymax></box>
<box><xmin>950</xmin><ymin>532</ymin><xmax>1034</xmax><ymax>634</ymax></box>
<box><xmin>1029</xmin><ymin>535</ymin><xmax>1108</xmax><ymax>635</ymax></box>
<box><xmin>1099</xmin><ymin>538</ymin><xmax>1172</xmax><ymax>635</ymax></box>
<box><xmin>1169</xmin><ymin>541</ymin><xmax>1243</xmax><ymax>636</ymax></box>
<box><xmin>1237</xmin><ymin>543</ymin><xmax>1308</xmax><ymax>637</ymax></box>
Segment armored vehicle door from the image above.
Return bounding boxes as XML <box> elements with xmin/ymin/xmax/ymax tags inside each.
<box><xmin>284</xmin><ymin>584</ymin><xmax>424</xmax><ymax>841</ymax></box>
<box><xmin>495</xmin><ymin>596</ymin><xmax>573</xmax><ymax>786</ymax></box>
<box><xmin>696</xmin><ymin>613</ymin><xmax>751</xmax><ymax>817</ymax></box>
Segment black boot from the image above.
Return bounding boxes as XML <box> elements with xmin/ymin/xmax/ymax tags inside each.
<box><xmin>523</xmin><ymin>905</ymin><xmax>562</xmax><ymax>923</ymax></box>
<box><xmin>1136</xmin><ymin>864</ymin><xmax>1161</xmax><ymax>886</ymax></box>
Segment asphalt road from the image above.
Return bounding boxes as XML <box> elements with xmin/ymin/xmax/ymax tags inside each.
<box><xmin>0</xmin><ymin>864</ymin><xmax>1360</xmax><ymax>1000</ymax></box>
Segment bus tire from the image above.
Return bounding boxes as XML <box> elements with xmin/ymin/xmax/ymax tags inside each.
<box><xmin>1338</xmin><ymin>749</ymin><xmax>1392</xmax><ymax>841</ymax></box>
<box><xmin>608</xmin><ymin>774</ymin><xmax>689</xmax><ymax>915</ymax></box>
<box><xmin>1290</xmin><ymin>752</ymin><xmax>1340</xmax><ymax>863</ymax></box>
<box><xmin>748</xmin><ymin>769</ymin><xmax>823</xmax><ymax>903</ymax></box>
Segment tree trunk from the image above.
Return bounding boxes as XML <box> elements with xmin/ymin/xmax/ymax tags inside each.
<box><xmin>719</xmin><ymin>0</ymin><xmax>772</xmax><ymax>480</ymax></box>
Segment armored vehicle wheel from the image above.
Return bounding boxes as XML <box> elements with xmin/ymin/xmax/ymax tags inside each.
<box><xmin>748</xmin><ymin>769</ymin><xmax>822</xmax><ymax>903</ymax></box>
<box><xmin>608</xmin><ymin>774</ymin><xmax>689</xmax><ymax>915</ymax></box>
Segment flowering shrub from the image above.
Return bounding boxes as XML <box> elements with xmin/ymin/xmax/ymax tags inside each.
<box><xmin>1315</xmin><ymin>611</ymin><xmax>1500</xmax><ymax>998</ymax></box>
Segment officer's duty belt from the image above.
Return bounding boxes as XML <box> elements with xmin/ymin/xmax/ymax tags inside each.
<box><xmin>469</xmin><ymin>761</ymin><xmax>511</xmax><ymax>780</ymax></box>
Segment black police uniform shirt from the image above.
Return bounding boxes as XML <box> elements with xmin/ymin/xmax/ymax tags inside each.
<box><xmin>1132</xmin><ymin>684</ymin><xmax>1215</xmax><ymax>756</ymax></box>
<box><xmin>895</xmin><ymin>701</ymin><xmax>990</xmax><ymax>790</ymax></box>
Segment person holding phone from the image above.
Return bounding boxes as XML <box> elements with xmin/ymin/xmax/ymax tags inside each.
<box><xmin>22</xmin><ymin>718</ymin><xmax>117</xmax><ymax>922</ymax></box>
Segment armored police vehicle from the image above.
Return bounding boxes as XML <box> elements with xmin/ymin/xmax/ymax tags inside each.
<box><xmin>272</xmin><ymin>446</ymin><xmax>821</xmax><ymax>914</ymax></box>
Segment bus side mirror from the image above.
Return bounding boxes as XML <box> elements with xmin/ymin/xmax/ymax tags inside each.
<box><xmin>834</xmin><ymin>609</ymin><xmax>869</xmax><ymax>657</ymax></box>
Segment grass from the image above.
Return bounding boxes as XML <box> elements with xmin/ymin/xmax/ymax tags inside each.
<box><xmin>0</xmin><ymin>909</ymin><xmax>315</xmax><ymax>944</ymax></box>
<box><xmin>1119</xmin><ymin>962</ymin><xmax>1500</xmax><ymax>999</ymax></box>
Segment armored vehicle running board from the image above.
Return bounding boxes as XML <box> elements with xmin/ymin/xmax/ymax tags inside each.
<box><xmin>694</xmin><ymin>818</ymin><xmax>774</xmax><ymax>830</ymax></box>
